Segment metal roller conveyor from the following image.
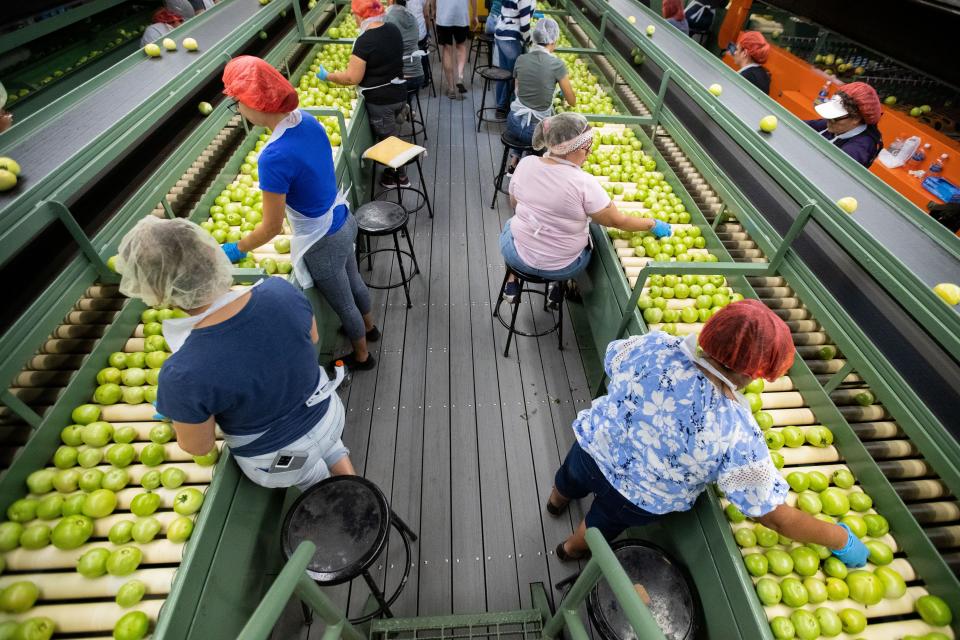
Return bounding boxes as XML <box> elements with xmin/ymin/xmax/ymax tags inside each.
<box><xmin>4</xmin><ymin>539</ymin><xmax>184</xmax><ymax>572</ymax></box>
<box><xmin>924</xmin><ymin>527</ymin><xmax>960</xmax><ymax>551</ymax></box>
<box><xmin>909</xmin><ymin>502</ymin><xmax>960</xmax><ymax>525</ymax></box>
<box><xmin>763</xmin><ymin>586</ymin><xmax>929</xmax><ymax>621</ymax></box>
<box><xmin>0</xmin><ymin>568</ymin><xmax>175</xmax><ymax>600</ymax></box>
<box><xmin>851</xmin><ymin>421</ymin><xmax>903</xmax><ymax>440</ymax></box>
<box><xmin>877</xmin><ymin>459</ymin><xmax>934</xmax><ymax>480</ymax></box>
<box><xmin>892</xmin><ymin>480</ymin><xmax>953</xmax><ymax>501</ymax></box>
<box><xmin>863</xmin><ymin>440</ymin><xmax>919</xmax><ymax>459</ymax></box>
<box><xmin>0</xmin><ymin>600</ymin><xmax>164</xmax><ymax>634</ymax></box>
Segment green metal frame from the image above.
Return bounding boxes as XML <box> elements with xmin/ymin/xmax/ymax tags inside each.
<box><xmin>0</xmin><ymin>0</ymin><xmax>133</xmax><ymax>55</ymax></box>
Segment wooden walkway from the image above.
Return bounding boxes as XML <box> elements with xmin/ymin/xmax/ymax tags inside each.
<box><xmin>274</xmin><ymin>50</ymin><xmax>598</xmax><ymax>636</ymax></box>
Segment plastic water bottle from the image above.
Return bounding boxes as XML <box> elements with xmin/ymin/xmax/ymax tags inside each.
<box><xmin>929</xmin><ymin>153</ymin><xmax>949</xmax><ymax>174</ymax></box>
<box><xmin>814</xmin><ymin>82</ymin><xmax>831</xmax><ymax>105</ymax></box>
<box><xmin>886</xmin><ymin>135</ymin><xmax>905</xmax><ymax>156</ymax></box>
<box><xmin>907</xmin><ymin>143</ymin><xmax>931</xmax><ymax>169</ymax></box>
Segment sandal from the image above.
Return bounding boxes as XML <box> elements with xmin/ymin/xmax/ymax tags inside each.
<box><xmin>546</xmin><ymin>497</ymin><xmax>568</xmax><ymax>517</ymax></box>
<box><xmin>555</xmin><ymin>542</ymin><xmax>590</xmax><ymax>562</ymax></box>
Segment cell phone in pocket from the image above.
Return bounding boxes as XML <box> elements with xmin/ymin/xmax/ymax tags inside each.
<box><xmin>269</xmin><ymin>451</ymin><xmax>307</xmax><ymax>473</ymax></box>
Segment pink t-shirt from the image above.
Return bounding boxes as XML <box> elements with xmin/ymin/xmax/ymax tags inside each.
<box><xmin>507</xmin><ymin>156</ymin><xmax>611</xmax><ymax>271</ymax></box>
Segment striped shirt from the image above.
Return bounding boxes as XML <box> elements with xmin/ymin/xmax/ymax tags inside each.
<box><xmin>495</xmin><ymin>0</ymin><xmax>533</xmax><ymax>42</ymax></box>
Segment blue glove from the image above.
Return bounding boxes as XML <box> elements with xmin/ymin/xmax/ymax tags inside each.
<box><xmin>316</xmin><ymin>65</ymin><xmax>329</xmax><ymax>81</ymax></box>
<box><xmin>832</xmin><ymin>522</ymin><xmax>869</xmax><ymax>567</ymax></box>
<box><xmin>651</xmin><ymin>219</ymin><xmax>672</xmax><ymax>239</ymax></box>
<box><xmin>152</xmin><ymin>401</ymin><xmax>167</xmax><ymax>422</ymax></box>
<box><xmin>222</xmin><ymin>242</ymin><xmax>247</xmax><ymax>263</ymax></box>
<box><xmin>533</xmin><ymin>11</ymin><xmax>545</xmax><ymax>18</ymax></box>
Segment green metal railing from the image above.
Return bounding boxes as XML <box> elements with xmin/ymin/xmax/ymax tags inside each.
<box><xmin>238</xmin><ymin>529</ymin><xmax>666</xmax><ymax>640</ymax></box>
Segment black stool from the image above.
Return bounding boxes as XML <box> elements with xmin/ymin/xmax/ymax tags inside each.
<box><xmin>281</xmin><ymin>475</ymin><xmax>418</xmax><ymax>623</ymax></box>
<box><xmin>689</xmin><ymin>28</ymin><xmax>711</xmax><ymax>46</ymax></box>
<box><xmin>355</xmin><ymin>201</ymin><xmax>420</xmax><ymax>309</ymax></box>
<box><xmin>476</xmin><ymin>66</ymin><xmax>513</xmax><ymax>131</ymax></box>
<box><xmin>469</xmin><ymin>32</ymin><xmax>494</xmax><ymax>82</ymax></box>
<box><xmin>403</xmin><ymin>86</ymin><xmax>427</xmax><ymax>144</ymax></box>
<box><xmin>493</xmin><ymin>265</ymin><xmax>564</xmax><ymax>357</ymax></box>
<box><xmin>491</xmin><ymin>129</ymin><xmax>536</xmax><ymax>208</ymax></box>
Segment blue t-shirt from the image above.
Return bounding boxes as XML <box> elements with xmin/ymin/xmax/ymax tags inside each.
<box><xmin>156</xmin><ymin>278</ymin><xmax>329</xmax><ymax>456</ymax></box>
<box><xmin>258</xmin><ymin>110</ymin><xmax>348</xmax><ymax>232</ymax></box>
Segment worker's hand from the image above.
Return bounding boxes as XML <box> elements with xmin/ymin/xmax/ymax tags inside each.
<box><xmin>0</xmin><ymin>111</ymin><xmax>12</xmax><ymax>134</ymax></box>
<box><xmin>651</xmin><ymin>219</ymin><xmax>672</xmax><ymax>238</ymax></box>
<box><xmin>831</xmin><ymin>523</ymin><xmax>869</xmax><ymax>568</ymax></box>
<box><xmin>222</xmin><ymin>242</ymin><xmax>247</xmax><ymax>263</ymax></box>
<box><xmin>316</xmin><ymin>65</ymin><xmax>330</xmax><ymax>81</ymax></box>
<box><xmin>533</xmin><ymin>11</ymin><xmax>545</xmax><ymax>19</ymax></box>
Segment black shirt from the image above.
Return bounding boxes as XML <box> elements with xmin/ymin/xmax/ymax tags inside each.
<box><xmin>353</xmin><ymin>23</ymin><xmax>406</xmax><ymax>105</ymax></box>
<box><xmin>740</xmin><ymin>65</ymin><xmax>771</xmax><ymax>95</ymax></box>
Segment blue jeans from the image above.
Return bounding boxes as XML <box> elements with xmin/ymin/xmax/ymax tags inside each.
<box><xmin>555</xmin><ymin>442</ymin><xmax>660</xmax><ymax>540</ymax></box>
<box><xmin>485</xmin><ymin>14</ymin><xmax>498</xmax><ymax>35</ymax></box>
<box><xmin>494</xmin><ymin>37</ymin><xmax>523</xmax><ymax>111</ymax></box>
<box><xmin>499</xmin><ymin>219</ymin><xmax>592</xmax><ymax>280</ymax></box>
<box><xmin>506</xmin><ymin>110</ymin><xmax>538</xmax><ymax>149</ymax></box>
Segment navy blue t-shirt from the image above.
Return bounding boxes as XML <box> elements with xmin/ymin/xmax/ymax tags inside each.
<box><xmin>156</xmin><ymin>278</ymin><xmax>327</xmax><ymax>456</ymax></box>
<box><xmin>258</xmin><ymin>110</ymin><xmax>348</xmax><ymax>233</ymax></box>
<box><xmin>806</xmin><ymin>119</ymin><xmax>883</xmax><ymax>168</ymax></box>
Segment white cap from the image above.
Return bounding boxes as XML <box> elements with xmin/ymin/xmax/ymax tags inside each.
<box><xmin>814</xmin><ymin>95</ymin><xmax>849</xmax><ymax>120</ymax></box>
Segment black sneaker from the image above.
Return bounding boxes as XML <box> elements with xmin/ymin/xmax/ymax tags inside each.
<box><xmin>457</xmin><ymin>82</ymin><xmax>468</xmax><ymax>94</ymax></box>
<box><xmin>495</xmin><ymin>108</ymin><xmax>508</xmax><ymax>119</ymax></box>
<box><xmin>502</xmin><ymin>280</ymin><xmax>520</xmax><ymax>302</ymax></box>
<box><xmin>547</xmin><ymin>282</ymin><xmax>564</xmax><ymax>310</ymax></box>
<box><xmin>337</xmin><ymin>325</ymin><xmax>382</xmax><ymax>342</ymax></box>
<box><xmin>379</xmin><ymin>174</ymin><xmax>398</xmax><ymax>190</ymax></box>
<box><xmin>396</xmin><ymin>175</ymin><xmax>411</xmax><ymax>188</ymax></box>
<box><xmin>334</xmin><ymin>352</ymin><xmax>377</xmax><ymax>372</ymax></box>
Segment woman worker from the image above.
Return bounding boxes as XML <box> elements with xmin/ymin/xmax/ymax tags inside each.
<box><xmin>500</xmin><ymin>113</ymin><xmax>672</xmax><ymax>307</ymax></box>
<box><xmin>731</xmin><ymin>31</ymin><xmax>771</xmax><ymax>95</ymax></box>
<box><xmin>385</xmin><ymin>0</ymin><xmax>426</xmax><ymax>91</ymax></box>
<box><xmin>661</xmin><ymin>0</ymin><xmax>689</xmax><ymax>35</ymax></box>
<box><xmin>117</xmin><ymin>217</ymin><xmax>356</xmax><ymax>490</ymax></box>
<box><xmin>317</xmin><ymin>0</ymin><xmax>409</xmax><ymax>189</ymax></box>
<box><xmin>140</xmin><ymin>8</ymin><xmax>184</xmax><ymax>47</ymax></box>
<box><xmin>547</xmin><ymin>299</ymin><xmax>870</xmax><ymax>569</ymax></box>
<box><xmin>504</xmin><ymin>18</ymin><xmax>576</xmax><ymax>163</ymax></box>
<box><xmin>806</xmin><ymin>81</ymin><xmax>884</xmax><ymax>168</ymax></box>
<box><xmin>221</xmin><ymin>55</ymin><xmax>378</xmax><ymax>371</ymax></box>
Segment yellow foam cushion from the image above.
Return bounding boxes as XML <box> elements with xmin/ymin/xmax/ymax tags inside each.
<box><xmin>362</xmin><ymin>136</ymin><xmax>426</xmax><ymax>168</ymax></box>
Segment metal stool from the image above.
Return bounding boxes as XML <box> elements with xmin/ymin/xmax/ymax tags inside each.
<box><xmin>469</xmin><ymin>32</ymin><xmax>494</xmax><ymax>82</ymax></box>
<box><xmin>355</xmin><ymin>201</ymin><xmax>420</xmax><ymax>309</ymax></box>
<box><xmin>363</xmin><ymin>136</ymin><xmax>434</xmax><ymax>219</ymax></box>
<box><xmin>403</xmin><ymin>85</ymin><xmax>427</xmax><ymax>144</ymax></box>
<box><xmin>491</xmin><ymin>129</ymin><xmax>536</xmax><ymax>208</ymax></box>
<box><xmin>493</xmin><ymin>265</ymin><xmax>564</xmax><ymax>357</ymax></box>
<box><xmin>476</xmin><ymin>66</ymin><xmax>513</xmax><ymax>131</ymax></box>
<box><xmin>281</xmin><ymin>475</ymin><xmax>418</xmax><ymax>623</ymax></box>
<box><xmin>419</xmin><ymin>37</ymin><xmax>436</xmax><ymax>97</ymax></box>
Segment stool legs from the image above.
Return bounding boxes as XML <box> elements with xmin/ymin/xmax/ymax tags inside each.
<box><xmin>402</xmin><ymin>222</ymin><xmax>421</xmax><ymax>276</ymax></box>
<box><xmin>361</xmin><ymin>569</ymin><xmax>394</xmax><ymax>619</ymax></box>
<box><xmin>476</xmin><ymin>78</ymin><xmax>489</xmax><ymax>132</ymax></box>
<box><xmin>392</xmin><ymin>231</ymin><xmax>413</xmax><ymax>309</ymax></box>
<box><xmin>414</xmin><ymin>158</ymin><xmax>434</xmax><ymax>218</ymax></box>
<box><xmin>492</xmin><ymin>143</ymin><xmax>511</xmax><ymax>208</ymax></box>
<box><xmin>503</xmin><ymin>276</ymin><xmax>524</xmax><ymax>357</ymax></box>
<box><xmin>415</xmin><ymin>90</ymin><xmax>427</xmax><ymax>141</ymax></box>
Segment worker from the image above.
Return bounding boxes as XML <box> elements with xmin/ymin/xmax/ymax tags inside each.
<box><xmin>385</xmin><ymin>0</ymin><xmax>426</xmax><ymax>91</ymax></box>
<box><xmin>116</xmin><ymin>217</ymin><xmax>356</xmax><ymax>490</ymax></box>
<box><xmin>731</xmin><ymin>31</ymin><xmax>771</xmax><ymax>95</ymax></box>
<box><xmin>405</xmin><ymin>0</ymin><xmax>430</xmax><ymax>80</ymax></box>
<box><xmin>164</xmin><ymin>0</ymin><xmax>196</xmax><ymax>19</ymax></box>
<box><xmin>140</xmin><ymin>8</ymin><xmax>184</xmax><ymax>47</ymax></box>
<box><xmin>807</xmin><ymin>82</ymin><xmax>884</xmax><ymax>168</ymax></box>
<box><xmin>425</xmin><ymin>0</ymin><xmax>478</xmax><ymax>99</ymax></box>
<box><xmin>0</xmin><ymin>83</ymin><xmax>12</xmax><ymax>133</ymax></box>
<box><xmin>662</xmin><ymin>0</ymin><xmax>689</xmax><ymax>35</ymax></box>
<box><xmin>684</xmin><ymin>0</ymin><xmax>722</xmax><ymax>34</ymax></box>
<box><xmin>505</xmin><ymin>19</ymin><xmax>575</xmax><ymax>166</ymax></box>
<box><xmin>318</xmin><ymin>0</ymin><xmax>409</xmax><ymax>189</ymax></box>
<box><xmin>222</xmin><ymin>56</ymin><xmax>378</xmax><ymax>371</ymax></box>
<box><xmin>546</xmin><ymin>300</ymin><xmax>870</xmax><ymax>570</ymax></box>
<box><xmin>493</xmin><ymin>0</ymin><xmax>536</xmax><ymax>117</ymax></box>
<box><xmin>500</xmin><ymin>113</ymin><xmax>672</xmax><ymax>308</ymax></box>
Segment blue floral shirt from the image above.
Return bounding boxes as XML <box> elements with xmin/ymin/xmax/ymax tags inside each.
<box><xmin>574</xmin><ymin>332</ymin><xmax>788</xmax><ymax>517</ymax></box>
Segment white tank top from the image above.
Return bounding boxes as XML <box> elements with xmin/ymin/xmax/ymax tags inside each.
<box><xmin>436</xmin><ymin>0</ymin><xmax>469</xmax><ymax>27</ymax></box>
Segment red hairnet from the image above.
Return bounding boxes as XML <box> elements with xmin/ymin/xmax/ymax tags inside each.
<box><xmin>222</xmin><ymin>56</ymin><xmax>299</xmax><ymax>114</ymax></box>
<box><xmin>352</xmin><ymin>0</ymin><xmax>385</xmax><ymax>19</ymax></box>
<box><xmin>699</xmin><ymin>299</ymin><xmax>794</xmax><ymax>382</ymax></box>
<box><xmin>839</xmin><ymin>81</ymin><xmax>883</xmax><ymax>125</ymax></box>
<box><xmin>152</xmin><ymin>8</ymin><xmax>184</xmax><ymax>27</ymax></box>
<box><xmin>737</xmin><ymin>31</ymin><xmax>770</xmax><ymax>64</ymax></box>
<box><xmin>662</xmin><ymin>0</ymin><xmax>685</xmax><ymax>21</ymax></box>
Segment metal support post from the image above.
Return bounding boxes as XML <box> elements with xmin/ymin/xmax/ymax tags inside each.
<box><xmin>161</xmin><ymin>199</ymin><xmax>176</xmax><ymax>219</ymax></box>
<box><xmin>40</xmin><ymin>200</ymin><xmax>116</xmax><ymax>280</ymax></box>
<box><xmin>292</xmin><ymin>0</ymin><xmax>308</xmax><ymax>39</ymax></box>
<box><xmin>649</xmin><ymin>68</ymin><xmax>673</xmax><ymax>134</ymax></box>
<box><xmin>710</xmin><ymin>204</ymin><xmax>728</xmax><ymax>230</ymax></box>
<box><xmin>822</xmin><ymin>360</ymin><xmax>855</xmax><ymax>394</ymax></box>
<box><xmin>0</xmin><ymin>391</ymin><xmax>43</xmax><ymax>429</ymax></box>
<box><xmin>767</xmin><ymin>202</ymin><xmax>817</xmax><ymax>272</ymax></box>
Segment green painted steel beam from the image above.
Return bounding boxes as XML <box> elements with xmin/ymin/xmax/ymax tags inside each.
<box><xmin>0</xmin><ymin>0</ymin><xmax>132</xmax><ymax>56</ymax></box>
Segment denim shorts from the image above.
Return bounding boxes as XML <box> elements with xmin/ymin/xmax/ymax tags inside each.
<box><xmin>499</xmin><ymin>219</ymin><xmax>592</xmax><ymax>281</ymax></box>
<box><xmin>555</xmin><ymin>442</ymin><xmax>660</xmax><ymax>540</ymax></box>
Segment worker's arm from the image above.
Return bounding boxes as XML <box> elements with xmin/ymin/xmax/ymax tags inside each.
<box><xmin>510</xmin><ymin>194</ymin><xmax>518</xmax><ymax>209</ymax></box>
<box><xmin>327</xmin><ymin>55</ymin><xmax>367</xmax><ymax>87</ymax></box>
<box><xmin>558</xmin><ymin>76</ymin><xmax>576</xmax><ymax>106</ymax></box>
<box><xmin>237</xmin><ymin>190</ymin><xmax>285</xmax><ymax>252</ymax></box>
<box><xmin>424</xmin><ymin>0</ymin><xmax>435</xmax><ymax>24</ymax></box>
<box><xmin>470</xmin><ymin>0</ymin><xmax>480</xmax><ymax>28</ymax></box>
<box><xmin>310</xmin><ymin>317</ymin><xmax>319</xmax><ymax>344</ymax></box>
<box><xmin>755</xmin><ymin>504</ymin><xmax>849</xmax><ymax>550</ymax></box>
<box><xmin>172</xmin><ymin>417</ymin><xmax>218</xmax><ymax>457</ymax></box>
<box><xmin>590</xmin><ymin>202</ymin><xmax>656</xmax><ymax>232</ymax></box>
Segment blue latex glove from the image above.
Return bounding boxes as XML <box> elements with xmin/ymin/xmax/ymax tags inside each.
<box><xmin>152</xmin><ymin>401</ymin><xmax>167</xmax><ymax>422</ymax></box>
<box><xmin>222</xmin><ymin>242</ymin><xmax>247</xmax><ymax>263</ymax></box>
<box><xmin>316</xmin><ymin>65</ymin><xmax>329</xmax><ymax>81</ymax></box>
<box><xmin>832</xmin><ymin>522</ymin><xmax>869</xmax><ymax>567</ymax></box>
<box><xmin>533</xmin><ymin>11</ymin><xmax>545</xmax><ymax>18</ymax></box>
<box><xmin>651</xmin><ymin>219</ymin><xmax>672</xmax><ymax>239</ymax></box>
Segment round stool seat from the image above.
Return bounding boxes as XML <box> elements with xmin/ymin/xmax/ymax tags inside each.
<box><xmin>355</xmin><ymin>201</ymin><xmax>408</xmax><ymax>235</ymax></box>
<box><xmin>281</xmin><ymin>476</ymin><xmax>390</xmax><ymax>584</ymax></box>
<box><xmin>587</xmin><ymin>540</ymin><xmax>697</xmax><ymax>640</ymax></box>
<box><xmin>506</xmin><ymin>263</ymin><xmax>554</xmax><ymax>285</ymax></box>
<box><xmin>475</xmin><ymin>32</ymin><xmax>494</xmax><ymax>43</ymax></box>
<box><xmin>479</xmin><ymin>66</ymin><xmax>513</xmax><ymax>82</ymax></box>
<box><xmin>500</xmin><ymin>129</ymin><xmax>534</xmax><ymax>153</ymax></box>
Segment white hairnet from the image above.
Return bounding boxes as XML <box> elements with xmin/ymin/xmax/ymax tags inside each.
<box><xmin>532</xmin><ymin>112</ymin><xmax>592</xmax><ymax>154</ymax></box>
<box><xmin>531</xmin><ymin>18</ymin><xmax>560</xmax><ymax>45</ymax></box>
<box><xmin>117</xmin><ymin>216</ymin><xmax>233</xmax><ymax>310</ymax></box>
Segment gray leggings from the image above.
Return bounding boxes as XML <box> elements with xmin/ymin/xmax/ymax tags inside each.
<box><xmin>302</xmin><ymin>215</ymin><xmax>372</xmax><ymax>340</ymax></box>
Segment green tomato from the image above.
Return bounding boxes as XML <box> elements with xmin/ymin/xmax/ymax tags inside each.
<box><xmin>734</xmin><ymin>528</ymin><xmax>757</xmax><ymax>548</ymax></box>
<box><xmin>780</xmin><ymin>577</ymin><xmax>809</xmax><ymax>607</ymax></box>
<box><xmin>193</xmin><ymin>446</ymin><xmax>219</xmax><ymax>466</ymax></box>
<box><xmin>819</xmin><ymin>488</ymin><xmax>850</xmax><ymax>516</ymax></box>
<box><xmin>0</xmin><ymin>581</ymin><xmax>39</xmax><ymax>613</ymax></box>
<box><xmin>52</xmin><ymin>467</ymin><xmax>80</xmax><ymax>492</ymax></box>
<box><xmin>790</xmin><ymin>546</ymin><xmax>820</xmax><ymax>577</ymax></box>
<box><xmin>874</xmin><ymin>566</ymin><xmax>907</xmax><ymax>599</ymax></box>
<box><xmin>51</xmin><ymin>514</ymin><xmax>94</xmax><ymax>550</ymax></box>
<box><xmin>102</xmin><ymin>468</ymin><xmax>131</xmax><ymax>492</ymax></box>
<box><xmin>139</xmin><ymin>443</ymin><xmax>165</xmax><ymax>467</ymax></box>
<box><xmin>140</xmin><ymin>470</ymin><xmax>162</xmax><ymax>490</ymax></box>
<box><xmin>82</xmin><ymin>488</ymin><xmax>117</xmax><ymax>518</ymax></box>
<box><xmin>77</xmin><ymin>547</ymin><xmax>111</xmax><ymax>578</ymax></box>
<box><xmin>113</xmin><ymin>426</ymin><xmax>138</xmax><ymax>444</ymax></box>
<box><xmin>149</xmin><ymin>423</ymin><xmax>174</xmax><ymax>444</ymax></box>
<box><xmin>77</xmin><ymin>448</ymin><xmax>103</xmax><ymax>469</ymax></box>
<box><xmin>26</xmin><ymin>469</ymin><xmax>56</xmax><ymax>495</ymax></box>
<box><xmin>790</xmin><ymin>609</ymin><xmax>820</xmax><ymax>640</ymax></box>
<box><xmin>755</xmin><ymin>525</ymin><xmax>779</xmax><ymax>548</ymax></box>
<box><xmin>838</xmin><ymin>608</ymin><xmax>866</xmax><ymax>634</ymax></box>
<box><xmin>840</xmin><ymin>514</ymin><xmax>867</xmax><ymax>539</ymax></box>
<box><xmin>764</xmin><ymin>431</ymin><xmax>784</xmax><ymax>450</ymax></box>
<box><xmin>7</xmin><ymin>498</ymin><xmax>37</xmax><ymax>522</ymax></box>
<box><xmin>106</xmin><ymin>546</ymin><xmax>143</xmax><ymax>577</ymax></box>
<box><xmin>81</xmin><ymin>421</ymin><xmax>114</xmax><ymax>447</ymax></box>
<box><xmin>744</xmin><ymin>553</ymin><xmax>768</xmax><ymax>577</ymax></box>
<box><xmin>770</xmin><ymin>451</ymin><xmax>784</xmax><ymax>470</ymax></box>
<box><xmin>797</xmin><ymin>491</ymin><xmax>822</xmax><ymax>515</ymax></box>
<box><xmin>61</xmin><ymin>424</ymin><xmax>85</xmax><ymax>446</ymax></box>
<box><xmin>13</xmin><ymin>617</ymin><xmax>55</xmax><ymax>640</ymax></box>
<box><xmin>848</xmin><ymin>492</ymin><xmax>873</xmax><ymax>512</ymax></box>
<box><xmin>161</xmin><ymin>467</ymin><xmax>187</xmax><ymax>489</ymax></box>
<box><xmin>846</xmin><ymin>569</ymin><xmax>883</xmax><ymax>606</ymax></box>
<box><xmin>173</xmin><ymin>487</ymin><xmax>204</xmax><ymax>515</ymax></box>
<box><xmin>822</xmin><ymin>556</ymin><xmax>848</xmax><ymax>579</ymax></box>
<box><xmin>916</xmin><ymin>594</ymin><xmax>953</xmax><ymax>626</ymax></box>
<box><xmin>831</xmin><ymin>468</ymin><xmax>855</xmax><ymax>489</ymax></box>
<box><xmin>106</xmin><ymin>443</ymin><xmax>137</xmax><ymax>468</ymax></box>
<box><xmin>781</xmin><ymin>426</ymin><xmax>805</xmax><ymax>448</ymax></box>
<box><xmin>35</xmin><ymin>494</ymin><xmax>64</xmax><ymax>520</ymax></box>
<box><xmin>804</xmin><ymin>426</ymin><xmax>833</xmax><ymax>447</ymax></box>
<box><xmin>803</xmin><ymin>577</ymin><xmax>828</xmax><ymax>603</ymax></box>
<box><xmin>807</xmin><ymin>471</ymin><xmax>829</xmax><ymax>492</ymax></box>
<box><xmin>769</xmin><ymin>616</ymin><xmax>795</xmax><ymax>640</ymax></box>
<box><xmin>864</xmin><ymin>514</ymin><xmax>889</xmax><ymax>537</ymax></box>
<box><xmin>109</xmin><ymin>520</ymin><xmax>135</xmax><ymax>545</ymax></box>
<box><xmin>78</xmin><ymin>468</ymin><xmax>104</xmax><ymax>492</ymax></box>
<box><xmin>72</xmin><ymin>404</ymin><xmax>101</xmax><ymax>424</ymax></box>
<box><xmin>61</xmin><ymin>494</ymin><xmax>86</xmax><ymax>517</ymax></box>
<box><xmin>754</xmin><ymin>412</ymin><xmax>774</xmax><ymax>430</ymax></box>
<box><xmin>756</xmin><ymin>577</ymin><xmax>782</xmax><ymax>605</ymax></box>
<box><xmin>765</xmin><ymin>549</ymin><xmax>794</xmax><ymax>576</ymax></box>
<box><xmin>130</xmin><ymin>492</ymin><xmax>161</xmax><ymax>517</ymax></box>
<box><xmin>814</xmin><ymin>607</ymin><xmax>842</xmax><ymax>637</ymax></box>
<box><xmin>826</xmin><ymin>577</ymin><xmax>849</xmax><ymax>601</ymax></box>
<box><xmin>113</xmin><ymin>610</ymin><xmax>150</xmax><ymax>640</ymax></box>
<box><xmin>131</xmin><ymin>517</ymin><xmax>162</xmax><ymax>544</ymax></box>
<box><xmin>18</xmin><ymin>524</ymin><xmax>50</xmax><ymax>550</ymax></box>
<box><xmin>786</xmin><ymin>472</ymin><xmax>809</xmax><ymax>492</ymax></box>
<box><xmin>116</xmin><ymin>580</ymin><xmax>147</xmax><ymax>608</ymax></box>
<box><xmin>166</xmin><ymin>516</ymin><xmax>194</xmax><ymax>543</ymax></box>
<box><xmin>0</xmin><ymin>621</ymin><xmax>17</xmax><ymax>640</ymax></box>
<box><xmin>807</xmin><ymin>542</ymin><xmax>832</xmax><ymax>560</ymax></box>
<box><xmin>53</xmin><ymin>445</ymin><xmax>79</xmax><ymax>469</ymax></box>
<box><xmin>744</xmin><ymin>392</ymin><xmax>762</xmax><ymax>413</ymax></box>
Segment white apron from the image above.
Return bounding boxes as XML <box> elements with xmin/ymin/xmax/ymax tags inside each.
<box><xmin>161</xmin><ymin>281</ymin><xmax>264</xmax><ymax>354</ymax></box>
